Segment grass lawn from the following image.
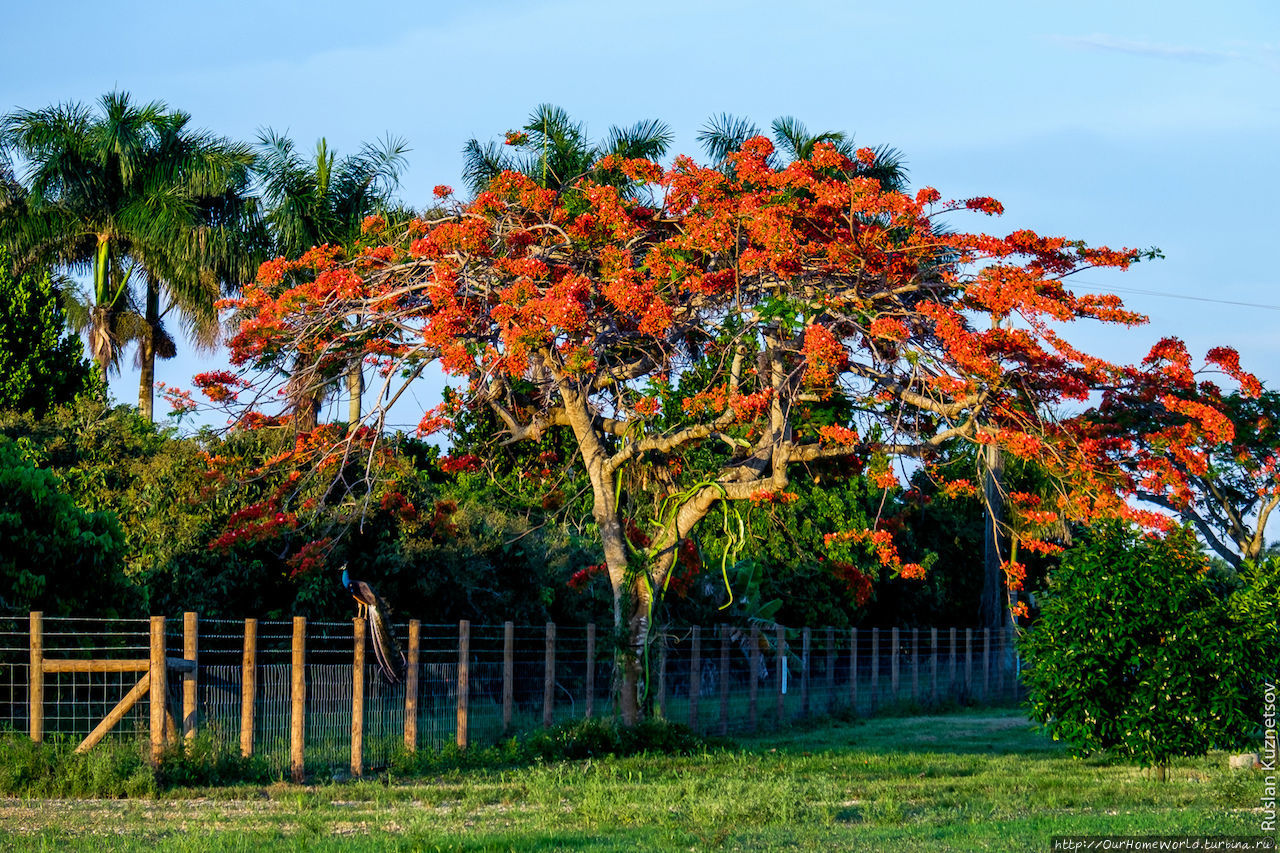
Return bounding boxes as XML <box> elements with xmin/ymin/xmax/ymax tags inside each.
<box><xmin>0</xmin><ymin>708</ymin><xmax>1267</xmax><ymax>851</ymax></box>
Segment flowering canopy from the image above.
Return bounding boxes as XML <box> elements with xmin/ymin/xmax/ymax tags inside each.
<box><xmin>1078</xmin><ymin>341</ymin><xmax>1272</xmax><ymax>566</ymax></box>
<box><xmin>207</xmin><ymin>137</ymin><xmax>1249</xmax><ymax>721</ymax></box>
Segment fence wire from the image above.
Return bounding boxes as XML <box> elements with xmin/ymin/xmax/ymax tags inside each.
<box><xmin>1</xmin><ymin>615</ymin><xmax>1023</xmax><ymax>775</ymax></box>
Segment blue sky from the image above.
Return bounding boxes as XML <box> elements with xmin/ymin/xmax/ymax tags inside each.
<box><xmin>3</xmin><ymin>0</ymin><xmax>1278</xmax><ymax>427</ymax></box>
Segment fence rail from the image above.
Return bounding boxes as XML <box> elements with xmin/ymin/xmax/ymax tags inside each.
<box><xmin>0</xmin><ymin>613</ymin><xmax>1022</xmax><ymax>778</ymax></box>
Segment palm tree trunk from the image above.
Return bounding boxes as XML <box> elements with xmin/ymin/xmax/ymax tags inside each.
<box><xmin>91</xmin><ymin>236</ymin><xmax>113</xmax><ymax>391</ymax></box>
<box><xmin>137</xmin><ymin>280</ymin><xmax>159</xmax><ymax>421</ymax></box>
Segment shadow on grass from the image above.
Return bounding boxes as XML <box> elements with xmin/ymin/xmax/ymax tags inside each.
<box><xmin>739</xmin><ymin>706</ymin><xmax>1070</xmax><ymax>757</ymax></box>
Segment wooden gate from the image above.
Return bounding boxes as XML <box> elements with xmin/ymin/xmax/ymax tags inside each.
<box><xmin>28</xmin><ymin>613</ymin><xmax>197</xmax><ymax>764</ymax></box>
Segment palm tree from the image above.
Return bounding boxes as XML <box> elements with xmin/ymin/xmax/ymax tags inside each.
<box><xmin>461</xmin><ymin>104</ymin><xmax>673</xmax><ymax>196</ymax></box>
<box><xmin>0</xmin><ymin>92</ymin><xmax>260</xmax><ymax>420</ymax></box>
<box><xmin>698</xmin><ymin>114</ymin><xmax>907</xmax><ymax>189</ymax></box>
<box><xmin>252</xmin><ymin>130</ymin><xmax>409</xmax><ymax>426</ymax></box>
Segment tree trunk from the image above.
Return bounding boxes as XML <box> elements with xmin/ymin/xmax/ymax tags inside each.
<box><xmin>137</xmin><ymin>281</ymin><xmax>159</xmax><ymax>421</ymax></box>
<box><xmin>980</xmin><ymin>442</ymin><xmax>1008</xmax><ymax>629</ymax></box>
<box><xmin>619</xmin><ymin>580</ymin><xmax>651</xmax><ymax>726</ymax></box>
<box><xmin>557</xmin><ymin>383</ymin><xmax>651</xmax><ymax>725</ymax></box>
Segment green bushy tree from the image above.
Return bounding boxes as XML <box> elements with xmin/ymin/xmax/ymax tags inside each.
<box><xmin>0</xmin><ymin>437</ymin><xmax>130</xmax><ymax>614</ymax></box>
<box><xmin>1021</xmin><ymin>522</ymin><xmax>1278</xmax><ymax>778</ymax></box>
<box><xmin>0</xmin><ymin>250</ymin><xmax>92</xmax><ymax>416</ymax></box>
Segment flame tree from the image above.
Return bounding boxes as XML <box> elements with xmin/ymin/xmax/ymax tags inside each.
<box><xmin>207</xmin><ymin>138</ymin><xmax>1246</xmax><ymax>723</ymax></box>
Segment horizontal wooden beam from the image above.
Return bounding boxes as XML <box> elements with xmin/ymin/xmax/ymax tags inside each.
<box><xmin>43</xmin><ymin>659</ymin><xmax>149</xmax><ymax>673</ymax></box>
<box><xmin>42</xmin><ymin>657</ymin><xmax>195</xmax><ymax>674</ymax></box>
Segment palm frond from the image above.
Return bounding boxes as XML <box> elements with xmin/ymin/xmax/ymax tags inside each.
<box><xmin>855</xmin><ymin>144</ymin><xmax>909</xmax><ymax>192</ymax></box>
<box><xmin>697</xmin><ymin>113</ymin><xmax>761</xmax><ymax>169</ymax></box>
<box><xmin>461</xmin><ymin>138</ymin><xmax>513</xmax><ymax>196</ymax></box>
<box><xmin>602</xmin><ymin>119</ymin><xmax>673</xmax><ymax>161</ymax></box>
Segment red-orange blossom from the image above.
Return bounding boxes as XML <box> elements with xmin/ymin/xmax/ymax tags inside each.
<box><xmin>208</xmin><ymin>138</ymin><xmax>1254</xmax><ymax>723</ymax></box>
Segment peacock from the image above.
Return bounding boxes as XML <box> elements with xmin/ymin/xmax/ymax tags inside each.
<box><xmin>341</xmin><ymin>565</ymin><xmax>406</xmax><ymax>683</ymax></box>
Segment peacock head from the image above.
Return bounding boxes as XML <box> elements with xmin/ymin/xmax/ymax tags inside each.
<box><xmin>341</xmin><ymin>565</ymin><xmax>350</xmax><ymax>589</ymax></box>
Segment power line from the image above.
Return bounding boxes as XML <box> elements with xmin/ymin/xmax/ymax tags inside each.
<box><xmin>1070</xmin><ymin>280</ymin><xmax>1280</xmax><ymax>312</ymax></box>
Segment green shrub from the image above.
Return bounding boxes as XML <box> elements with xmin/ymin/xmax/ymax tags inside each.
<box><xmin>1021</xmin><ymin>522</ymin><xmax>1278</xmax><ymax>775</ymax></box>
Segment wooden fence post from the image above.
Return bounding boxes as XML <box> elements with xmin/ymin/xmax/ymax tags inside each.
<box><xmin>870</xmin><ymin>627</ymin><xmax>879</xmax><ymax>712</ymax></box>
<box><xmin>1009</xmin><ymin>626</ymin><xmax>1018</xmax><ymax>701</ymax></box>
<box><xmin>351</xmin><ymin>617</ymin><xmax>365</xmax><ymax>776</ymax></box>
<box><xmin>993</xmin><ymin>626</ymin><xmax>1003</xmax><ymax>698</ymax></box>
<box><xmin>585</xmin><ymin>623</ymin><xmax>596</xmax><ymax>719</ymax></box>
<box><xmin>183</xmin><ymin>612</ymin><xmax>198</xmax><ymax>740</ymax></box>
<box><xmin>28</xmin><ymin>612</ymin><xmax>42</xmax><ymax>743</ymax></box>
<box><xmin>849</xmin><ymin>627</ymin><xmax>858</xmax><ymax>713</ymax></box>
<box><xmin>890</xmin><ymin>627</ymin><xmax>899</xmax><ymax>703</ymax></box>
<box><xmin>982</xmin><ymin>627</ymin><xmax>991</xmax><ymax>700</ymax></box>
<box><xmin>658</xmin><ymin>630</ymin><xmax>668</xmax><ymax>719</ymax></box>
<box><xmin>825</xmin><ymin>627</ymin><xmax>836</xmax><ymax>712</ymax></box>
<box><xmin>542</xmin><ymin>622</ymin><xmax>555</xmax><ymax>728</ymax></box>
<box><xmin>718</xmin><ymin>626</ymin><xmax>730</xmax><ymax>736</ymax></box>
<box><xmin>911</xmin><ymin>627</ymin><xmax>919</xmax><ymax>702</ymax></box>
<box><xmin>404</xmin><ymin>620</ymin><xmax>420</xmax><ymax>752</ymax></box>
<box><xmin>290</xmin><ymin>617</ymin><xmax>306</xmax><ymax>783</ymax></box>
<box><xmin>774</xmin><ymin>624</ymin><xmax>786</xmax><ymax>725</ymax></box>
<box><xmin>964</xmin><ymin>628</ymin><xmax>973</xmax><ymax>696</ymax></box>
<box><xmin>502</xmin><ymin>621</ymin><xmax>514</xmax><ymax>733</ymax></box>
<box><xmin>149</xmin><ymin>616</ymin><xmax>167</xmax><ymax>766</ymax></box>
<box><xmin>748</xmin><ymin>624</ymin><xmax>760</xmax><ymax>731</ymax></box>
<box><xmin>800</xmin><ymin>627</ymin><xmax>811</xmax><ymax>718</ymax></box>
<box><xmin>930</xmin><ymin>627</ymin><xmax>939</xmax><ymax>706</ymax></box>
<box><xmin>457</xmin><ymin>620</ymin><xmax>471</xmax><ymax>748</ymax></box>
<box><xmin>688</xmin><ymin>626</ymin><xmax>701</xmax><ymax>731</ymax></box>
<box><xmin>950</xmin><ymin>627</ymin><xmax>958</xmax><ymax>697</ymax></box>
<box><xmin>240</xmin><ymin>618</ymin><xmax>256</xmax><ymax>758</ymax></box>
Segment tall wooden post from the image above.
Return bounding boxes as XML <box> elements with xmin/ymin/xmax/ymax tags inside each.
<box><xmin>890</xmin><ymin>627</ymin><xmax>900</xmax><ymax>703</ymax></box>
<box><xmin>404</xmin><ymin>620</ymin><xmax>420</xmax><ymax>752</ymax></box>
<box><xmin>183</xmin><ymin>612</ymin><xmax>198</xmax><ymax>740</ymax></box>
<box><xmin>28</xmin><ymin>612</ymin><xmax>42</xmax><ymax>743</ymax></box>
<box><xmin>949</xmin><ymin>627</ymin><xmax>958</xmax><ymax>697</ymax></box>
<box><xmin>718</xmin><ymin>626</ymin><xmax>730</xmax><ymax>736</ymax></box>
<box><xmin>993</xmin><ymin>626</ymin><xmax>1003</xmax><ymax>698</ymax></box>
<box><xmin>748</xmin><ymin>624</ymin><xmax>760</xmax><ymax>731</ymax></box>
<box><xmin>774</xmin><ymin>624</ymin><xmax>786</xmax><ymax>725</ymax></box>
<box><xmin>688</xmin><ymin>626</ymin><xmax>700</xmax><ymax>731</ymax></box>
<box><xmin>457</xmin><ymin>620</ymin><xmax>471</xmax><ymax>748</ymax></box>
<box><xmin>982</xmin><ymin>627</ymin><xmax>991</xmax><ymax>700</ymax></box>
<box><xmin>585</xmin><ymin>623</ymin><xmax>596</xmax><ymax>719</ymax></box>
<box><xmin>825</xmin><ymin>627</ymin><xmax>836</xmax><ymax>712</ymax></box>
<box><xmin>290</xmin><ymin>617</ymin><xmax>306</xmax><ymax>783</ymax></box>
<box><xmin>911</xmin><ymin>627</ymin><xmax>919</xmax><ymax>702</ymax></box>
<box><xmin>149</xmin><ymin>616</ymin><xmax>167</xmax><ymax>765</ymax></box>
<box><xmin>800</xmin><ymin>627</ymin><xmax>811</xmax><ymax>718</ymax></box>
<box><xmin>849</xmin><ymin>627</ymin><xmax>858</xmax><ymax>712</ymax></box>
<box><xmin>240</xmin><ymin>619</ymin><xmax>256</xmax><ymax>758</ymax></box>
<box><xmin>964</xmin><ymin>628</ymin><xmax>974</xmax><ymax>696</ymax></box>
<box><xmin>870</xmin><ymin>627</ymin><xmax>880</xmax><ymax>712</ymax></box>
<box><xmin>1010</xmin><ymin>626</ymin><xmax>1019</xmax><ymax>701</ymax></box>
<box><xmin>658</xmin><ymin>631</ymin><xmax>669</xmax><ymax>719</ymax></box>
<box><xmin>351</xmin><ymin>617</ymin><xmax>366</xmax><ymax>776</ymax></box>
<box><xmin>542</xmin><ymin>622</ymin><xmax>555</xmax><ymax>728</ymax></box>
<box><xmin>930</xmin><ymin>627</ymin><xmax>939</xmax><ymax>706</ymax></box>
<box><xmin>502</xmin><ymin>621</ymin><xmax>514</xmax><ymax>733</ymax></box>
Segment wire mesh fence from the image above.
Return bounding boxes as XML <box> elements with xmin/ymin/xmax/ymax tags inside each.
<box><xmin>1</xmin><ymin>614</ymin><xmax>1023</xmax><ymax>776</ymax></box>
